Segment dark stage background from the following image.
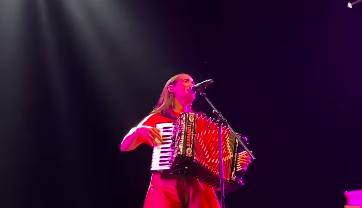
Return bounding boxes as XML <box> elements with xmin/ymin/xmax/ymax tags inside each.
<box><xmin>1</xmin><ymin>0</ymin><xmax>362</xmax><ymax>208</ymax></box>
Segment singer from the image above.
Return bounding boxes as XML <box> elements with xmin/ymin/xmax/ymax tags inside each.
<box><xmin>120</xmin><ymin>73</ymin><xmax>251</xmax><ymax>208</ymax></box>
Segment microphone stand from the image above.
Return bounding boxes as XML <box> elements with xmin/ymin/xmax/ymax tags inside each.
<box><xmin>196</xmin><ymin>87</ymin><xmax>256</xmax><ymax>208</ymax></box>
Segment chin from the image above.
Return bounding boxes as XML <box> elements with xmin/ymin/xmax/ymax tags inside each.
<box><xmin>189</xmin><ymin>97</ymin><xmax>195</xmax><ymax>103</ymax></box>
<box><xmin>184</xmin><ymin>97</ymin><xmax>194</xmax><ymax>104</ymax></box>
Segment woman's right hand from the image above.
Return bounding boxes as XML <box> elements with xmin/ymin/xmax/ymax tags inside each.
<box><xmin>135</xmin><ymin>125</ymin><xmax>163</xmax><ymax>146</ymax></box>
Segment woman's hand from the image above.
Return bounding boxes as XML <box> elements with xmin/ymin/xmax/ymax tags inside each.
<box><xmin>135</xmin><ymin>125</ymin><xmax>163</xmax><ymax>146</ymax></box>
<box><xmin>236</xmin><ymin>151</ymin><xmax>252</xmax><ymax>171</ymax></box>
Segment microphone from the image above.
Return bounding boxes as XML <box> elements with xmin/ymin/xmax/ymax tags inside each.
<box><xmin>191</xmin><ymin>79</ymin><xmax>214</xmax><ymax>92</ymax></box>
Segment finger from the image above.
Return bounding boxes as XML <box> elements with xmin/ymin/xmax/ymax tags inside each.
<box><xmin>143</xmin><ymin>135</ymin><xmax>154</xmax><ymax>146</ymax></box>
<box><xmin>137</xmin><ymin>129</ymin><xmax>155</xmax><ymax>146</ymax></box>
<box><xmin>150</xmin><ymin>133</ymin><xmax>163</xmax><ymax>145</ymax></box>
<box><xmin>240</xmin><ymin>151</ymin><xmax>252</xmax><ymax>155</ymax></box>
<box><xmin>238</xmin><ymin>159</ymin><xmax>249</xmax><ymax>164</ymax></box>
<box><xmin>240</xmin><ymin>157</ymin><xmax>251</xmax><ymax>162</ymax></box>
<box><xmin>151</xmin><ymin>128</ymin><xmax>163</xmax><ymax>142</ymax></box>
<box><xmin>239</xmin><ymin>152</ymin><xmax>248</xmax><ymax>156</ymax></box>
<box><xmin>155</xmin><ymin>138</ymin><xmax>162</xmax><ymax>145</ymax></box>
<box><xmin>151</xmin><ymin>127</ymin><xmax>161</xmax><ymax>134</ymax></box>
<box><xmin>146</xmin><ymin>139</ymin><xmax>154</xmax><ymax>146</ymax></box>
<box><xmin>148</xmin><ymin>133</ymin><xmax>158</xmax><ymax>145</ymax></box>
<box><xmin>238</xmin><ymin>162</ymin><xmax>248</xmax><ymax>166</ymax></box>
<box><xmin>239</xmin><ymin>157</ymin><xmax>249</xmax><ymax>162</ymax></box>
<box><xmin>150</xmin><ymin>131</ymin><xmax>162</xmax><ymax>144</ymax></box>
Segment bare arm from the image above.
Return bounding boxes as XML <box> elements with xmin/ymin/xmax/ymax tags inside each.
<box><xmin>120</xmin><ymin>114</ymin><xmax>154</xmax><ymax>151</ymax></box>
<box><xmin>120</xmin><ymin>114</ymin><xmax>162</xmax><ymax>152</ymax></box>
<box><xmin>120</xmin><ymin>127</ymin><xmax>143</xmax><ymax>151</ymax></box>
<box><xmin>120</xmin><ymin>125</ymin><xmax>163</xmax><ymax>151</ymax></box>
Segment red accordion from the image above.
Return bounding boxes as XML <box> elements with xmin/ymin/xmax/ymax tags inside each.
<box><xmin>169</xmin><ymin>112</ymin><xmax>249</xmax><ymax>193</ymax></box>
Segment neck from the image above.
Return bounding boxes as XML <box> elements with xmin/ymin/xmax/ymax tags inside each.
<box><xmin>173</xmin><ymin>98</ymin><xmax>192</xmax><ymax>114</ymax></box>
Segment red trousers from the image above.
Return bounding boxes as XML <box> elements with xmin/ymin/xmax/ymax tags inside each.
<box><xmin>143</xmin><ymin>174</ymin><xmax>221</xmax><ymax>208</ymax></box>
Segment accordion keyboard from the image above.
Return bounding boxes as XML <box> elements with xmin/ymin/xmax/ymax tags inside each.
<box><xmin>150</xmin><ymin>123</ymin><xmax>174</xmax><ymax>172</ymax></box>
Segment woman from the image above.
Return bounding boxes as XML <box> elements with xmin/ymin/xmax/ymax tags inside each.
<box><xmin>120</xmin><ymin>73</ymin><xmax>251</xmax><ymax>208</ymax></box>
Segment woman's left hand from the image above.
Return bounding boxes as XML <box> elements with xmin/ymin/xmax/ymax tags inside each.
<box><xmin>237</xmin><ymin>151</ymin><xmax>252</xmax><ymax>171</ymax></box>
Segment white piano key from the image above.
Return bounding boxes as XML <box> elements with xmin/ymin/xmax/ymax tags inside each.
<box><xmin>152</xmin><ymin>165</ymin><xmax>171</xmax><ymax>168</ymax></box>
<box><xmin>152</xmin><ymin>153</ymin><xmax>172</xmax><ymax>157</ymax></box>
<box><xmin>151</xmin><ymin>165</ymin><xmax>171</xmax><ymax>168</ymax></box>
<box><xmin>152</xmin><ymin>123</ymin><xmax>175</xmax><ymax>171</ymax></box>
<box><xmin>159</xmin><ymin>143</ymin><xmax>172</xmax><ymax>147</ymax></box>
<box><xmin>152</xmin><ymin>160</ymin><xmax>171</xmax><ymax>164</ymax></box>
<box><xmin>155</xmin><ymin>149</ymin><xmax>172</xmax><ymax>152</ymax></box>
<box><xmin>153</xmin><ymin>147</ymin><xmax>172</xmax><ymax>152</ymax></box>
<box><xmin>152</xmin><ymin>162</ymin><xmax>171</xmax><ymax>166</ymax></box>
<box><xmin>151</xmin><ymin>163</ymin><xmax>170</xmax><ymax>166</ymax></box>
<box><xmin>153</xmin><ymin>149</ymin><xmax>172</xmax><ymax>152</ymax></box>
<box><xmin>152</xmin><ymin>159</ymin><xmax>170</xmax><ymax>162</ymax></box>
<box><xmin>152</xmin><ymin>164</ymin><xmax>171</xmax><ymax>167</ymax></box>
<box><xmin>151</xmin><ymin>166</ymin><xmax>171</xmax><ymax>171</ymax></box>
<box><xmin>156</xmin><ymin>123</ymin><xmax>174</xmax><ymax>129</ymax></box>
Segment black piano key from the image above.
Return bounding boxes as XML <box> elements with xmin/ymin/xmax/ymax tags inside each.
<box><xmin>160</xmin><ymin>150</ymin><xmax>173</xmax><ymax>153</ymax></box>
<box><xmin>157</xmin><ymin>164</ymin><xmax>171</xmax><ymax>167</ymax></box>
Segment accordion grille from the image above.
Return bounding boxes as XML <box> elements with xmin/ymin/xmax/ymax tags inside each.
<box><xmin>174</xmin><ymin>113</ymin><xmax>238</xmax><ymax>188</ymax></box>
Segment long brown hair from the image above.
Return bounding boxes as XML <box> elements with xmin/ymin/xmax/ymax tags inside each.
<box><xmin>151</xmin><ymin>73</ymin><xmax>193</xmax><ymax>117</ymax></box>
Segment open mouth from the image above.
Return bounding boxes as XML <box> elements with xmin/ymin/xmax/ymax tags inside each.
<box><xmin>187</xmin><ymin>88</ymin><xmax>195</xmax><ymax>94</ymax></box>
<box><xmin>186</xmin><ymin>87</ymin><xmax>196</xmax><ymax>95</ymax></box>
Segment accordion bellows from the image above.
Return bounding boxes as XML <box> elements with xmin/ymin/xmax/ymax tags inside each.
<box><xmin>151</xmin><ymin>112</ymin><xmax>247</xmax><ymax>193</ymax></box>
